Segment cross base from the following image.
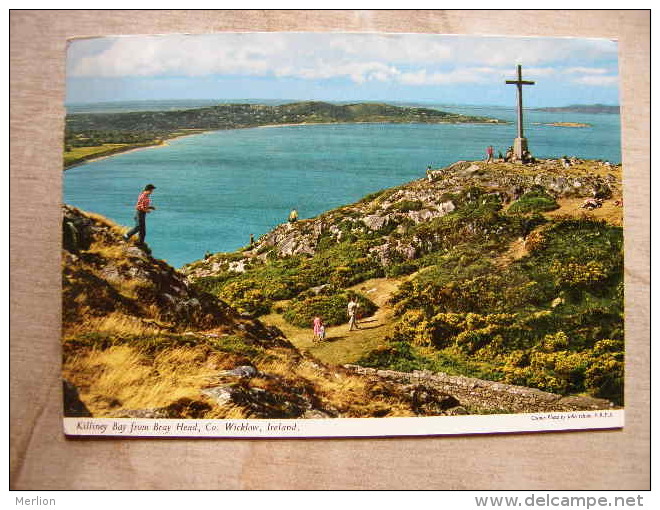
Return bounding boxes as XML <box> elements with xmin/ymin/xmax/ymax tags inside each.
<box><xmin>513</xmin><ymin>137</ymin><xmax>529</xmax><ymax>161</ymax></box>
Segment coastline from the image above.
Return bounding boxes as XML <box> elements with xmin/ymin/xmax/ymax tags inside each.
<box><xmin>63</xmin><ymin>131</ymin><xmax>206</xmax><ymax>170</ymax></box>
<box><xmin>64</xmin><ymin>118</ymin><xmax>505</xmax><ymax>169</ymax></box>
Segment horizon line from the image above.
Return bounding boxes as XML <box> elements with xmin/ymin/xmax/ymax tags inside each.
<box><xmin>64</xmin><ymin>98</ymin><xmax>621</xmax><ymax>108</ymax></box>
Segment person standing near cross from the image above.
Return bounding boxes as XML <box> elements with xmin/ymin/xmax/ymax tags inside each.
<box><xmin>506</xmin><ymin>64</ymin><xmax>535</xmax><ymax>162</ymax></box>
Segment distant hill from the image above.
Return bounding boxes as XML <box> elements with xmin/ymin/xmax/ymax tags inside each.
<box><xmin>534</xmin><ymin>104</ymin><xmax>620</xmax><ymax>114</ymax></box>
<box><xmin>63</xmin><ymin>101</ymin><xmax>507</xmax><ymax>168</ymax></box>
<box><xmin>65</xmin><ymin>100</ymin><xmax>505</xmax><ymax>134</ymax></box>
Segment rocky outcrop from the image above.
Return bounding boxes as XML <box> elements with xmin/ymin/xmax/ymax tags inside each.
<box><xmin>196</xmin><ymin>363</ymin><xmax>471</xmax><ymax>418</ymax></box>
<box><xmin>183</xmin><ymin>158</ymin><xmax>622</xmax><ymax>280</ymax></box>
<box><xmin>61</xmin><ymin>205</ymin><xmax>284</xmax><ymax>344</ymax></box>
<box><xmin>63</xmin><ymin>380</ymin><xmax>92</xmax><ymax>417</ymax></box>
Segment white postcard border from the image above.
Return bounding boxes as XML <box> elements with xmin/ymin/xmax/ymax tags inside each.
<box><xmin>64</xmin><ymin>409</ymin><xmax>623</xmax><ymax>438</ymax></box>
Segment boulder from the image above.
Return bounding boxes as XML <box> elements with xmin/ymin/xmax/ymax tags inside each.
<box><xmin>62</xmin><ymin>380</ymin><xmax>92</xmax><ymax>417</ymax></box>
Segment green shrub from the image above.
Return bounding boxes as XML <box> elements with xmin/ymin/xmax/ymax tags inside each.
<box><xmin>508</xmin><ymin>190</ymin><xmax>559</xmax><ymax>213</ymax></box>
<box><xmin>221</xmin><ymin>280</ymin><xmax>272</xmax><ymax>316</ymax></box>
<box><xmin>384</xmin><ymin>261</ymin><xmax>418</xmax><ymax>277</ymax></box>
<box><xmin>282</xmin><ymin>292</ymin><xmax>378</xmax><ymax>328</ymax></box>
<box><xmin>356</xmin><ymin>341</ymin><xmax>434</xmax><ymax>372</ymax></box>
<box><xmin>191</xmin><ymin>274</ymin><xmax>235</xmax><ymax>294</ymax></box>
<box><xmin>585</xmin><ymin>353</ymin><xmax>624</xmax><ymax>404</ymax></box>
<box><xmin>387</xmin><ymin>200</ymin><xmax>423</xmax><ymax>213</ymax></box>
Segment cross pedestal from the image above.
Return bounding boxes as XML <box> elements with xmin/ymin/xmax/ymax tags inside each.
<box><xmin>513</xmin><ymin>137</ymin><xmax>529</xmax><ymax>161</ymax></box>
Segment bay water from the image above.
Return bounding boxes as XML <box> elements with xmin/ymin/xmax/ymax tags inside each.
<box><xmin>63</xmin><ymin>104</ymin><xmax>621</xmax><ymax>267</ymax></box>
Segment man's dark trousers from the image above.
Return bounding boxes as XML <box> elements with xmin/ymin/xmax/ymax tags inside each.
<box><xmin>126</xmin><ymin>211</ymin><xmax>147</xmax><ymax>243</ymax></box>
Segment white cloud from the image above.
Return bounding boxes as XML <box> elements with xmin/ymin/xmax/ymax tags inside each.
<box><xmin>69</xmin><ymin>33</ymin><xmax>289</xmax><ymax>78</ymax></box>
<box><xmin>398</xmin><ymin>67</ymin><xmax>504</xmax><ymax>85</ymax></box>
<box><xmin>275</xmin><ymin>60</ymin><xmax>401</xmax><ymax>84</ymax></box>
<box><xmin>67</xmin><ymin>32</ymin><xmax>619</xmax><ymax>91</ymax></box>
<box><xmin>445</xmin><ymin>36</ymin><xmax>617</xmax><ymax>68</ymax></box>
<box><xmin>328</xmin><ymin>34</ymin><xmax>452</xmax><ymax>63</ymax></box>
<box><xmin>572</xmin><ymin>75</ymin><xmax>620</xmax><ymax>86</ymax></box>
<box><xmin>565</xmin><ymin>67</ymin><xmax>610</xmax><ymax>74</ymax></box>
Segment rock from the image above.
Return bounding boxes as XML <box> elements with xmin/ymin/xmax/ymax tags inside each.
<box><xmin>62</xmin><ymin>207</ymin><xmax>95</xmax><ymax>253</ymax></box>
<box><xmin>302</xmin><ymin>409</ymin><xmax>336</xmax><ymax>419</ymax></box>
<box><xmin>202</xmin><ymin>386</ymin><xmax>234</xmax><ymax>405</ymax></box>
<box><xmin>217</xmin><ymin>365</ymin><xmax>259</xmax><ymax>378</ymax></box>
<box><xmin>228</xmin><ymin>260</ymin><xmax>247</xmax><ymax>273</ymax></box>
<box><xmin>62</xmin><ymin>380</ymin><xmax>92</xmax><ymax>417</ymax></box>
<box><xmin>310</xmin><ymin>284</ymin><xmax>329</xmax><ymax>295</ymax></box>
<box><xmin>556</xmin><ymin>395</ymin><xmax>613</xmax><ymax>410</ymax></box>
<box><xmin>410</xmin><ymin>384</ymin><xmax>461</xmax><ymax>414</ymax></box>
<box><xmin>363</xmin><ymin>214</ymin><xmax>388</xmax><ymax>231</ymax></box>
<box><xmin>438</xmin><ymin>200</ymin><xmax>456</xmax><ymax>214</ymax></box>
<box><xmin>446</xmin><ymin>406</ymin><xmax>469</xmax><ymax>416</ymax></box>
<box><xmin>113</xmin><ymin>408</ymin><xmax>172</xmax><ymax>419</ymax></box>
<box><xmin>114</xmin><ymin>398</ymin><xmax>212</xmax><ymax>419</ymax></box>
<box><xmin>551</xmin><ymin>297</ymin><xmax>565</xmax><ymax>308</ymax></box>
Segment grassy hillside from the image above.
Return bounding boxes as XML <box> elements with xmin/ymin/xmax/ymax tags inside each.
<box><xmin>61</xmin><ymin>156</ymin><xmax>622</xmax><ymax>421</ymax></box>
<box><xmin>184</xmin><ymin>158</ymin><xmax>624</xmax><ymax>405</ymax></box>
<box><xmin>63</xmin><ymin>206</ymin><xmax>514</xmax><ymax>419</ymax></box>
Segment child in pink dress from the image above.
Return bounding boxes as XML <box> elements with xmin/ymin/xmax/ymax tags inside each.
<box><xmin>313</xmin><ymin>316</ymin><xmax>325</xmax><ymax>342</ymax></box>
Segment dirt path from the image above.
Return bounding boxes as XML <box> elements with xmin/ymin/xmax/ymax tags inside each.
<box><xmin>545</xmin><ymin>197</ymin><xmax>623</xmax><ymax>226</ymax></box>
<box><xmin>260</xmin><ymin>277</ymin><xmax>405</xmax><ymax>365</ymax></box>
<box><xmin>260</xmin><ymin>190</ymin><xmax>626</xmax><ymax>365</ymax></box>
<box><xmin>492</xmin><ymin>196</ymin><xmax>623</xmax><ymax>270</ymax></box>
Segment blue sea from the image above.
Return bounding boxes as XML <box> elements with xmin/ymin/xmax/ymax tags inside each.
<box><xmin>63</xmin><ymin>101</ymin><xmax>621</xmax><ymax>267</ymax></box>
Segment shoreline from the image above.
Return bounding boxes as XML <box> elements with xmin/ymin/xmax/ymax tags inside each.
<box><xmin>63</xmin><ymin>119</ymin><xmax>505</xmax><ymax>169</ymax></box>
<box><xmin>63</xmin><ymin>131</ymin><xmax>207</xmax><ymax>170</ymax></box>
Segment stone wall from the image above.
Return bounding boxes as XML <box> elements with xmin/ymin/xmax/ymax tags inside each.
<box><xmin>343</xmin><ymin>364</ymin><xmax>613</xmax><ymax>414</ymax></box>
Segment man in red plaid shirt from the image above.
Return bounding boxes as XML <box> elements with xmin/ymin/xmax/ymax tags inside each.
<box><xmin>124</xmin><ymin>184</ymin><xmax>156</xmax><ymax>245</ymax></box>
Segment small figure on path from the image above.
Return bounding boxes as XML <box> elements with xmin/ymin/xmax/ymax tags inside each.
<box><xmin>561</xmin><ymin>155</ymin><xmax>571</xmax><ymax>169</ymax></box>
<box><xmin>347</xmin><ymin>296</ymin><xmax>360</xmax><ymax>331</ymax></box>
<box><xmin>124</xmin><ymin>184</ymin><xmax>156</xmax><ymax>246</ymax></box>
<box><xmin>249</xmin><ymin>233</ymin><xmax>255</xmax><ymax>248</ymax></box>
<box><xmin>426</xmin><ymin>165</ymin><xmax>433</xmax><ymax>182</ymax></box>
<box><xmin>313</xmin><ymin>316</ymin><xmax>325</xmax><ymax>342</ymax></box>
<box><xmin>288</xmin><ymin>208</ymin><xmax>298</xmax><ymax>223</ymax></box>
<box><xmin>485</xmin><ymin>145</ymin><xmax>494</xmax><ymax>164</ymax></box>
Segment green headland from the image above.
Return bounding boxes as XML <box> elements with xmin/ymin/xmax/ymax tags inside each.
<box><xmin>63</xmin><ymin>101</ymin><xmax>504</xmax><ymax>168</ymax></box>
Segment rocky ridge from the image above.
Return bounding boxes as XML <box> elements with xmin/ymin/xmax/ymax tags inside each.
<box><xmin>62</xmin><ymin>204</ymin><xmax>283</xmax><ymax>342</ymax></box>
<box><xmin>184</xmin><ymin>158</ymin><xmax>621</xmax><ymax>279</ymax></box>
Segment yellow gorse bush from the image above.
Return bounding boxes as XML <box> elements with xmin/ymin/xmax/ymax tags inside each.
<box><xmin>549</xmin><ymin>259</ymin><xmax>609</xmax><ymax>286</ymax></box>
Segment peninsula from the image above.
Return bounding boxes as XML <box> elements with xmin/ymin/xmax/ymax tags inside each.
<box><xmin>64</xmin><ymin>101</ymin><xmax>505</xmax><ymax>168</ymax></box>
<box><xmin>534</xmin><ymin>104</ymin><xmax>620</xmax><ymax>114</ymax></box>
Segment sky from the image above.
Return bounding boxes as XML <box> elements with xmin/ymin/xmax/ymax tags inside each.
<box><xmin>66</xmin><ymin>32</ymin><xmax>620</xmax><ymax>107</ymax></box>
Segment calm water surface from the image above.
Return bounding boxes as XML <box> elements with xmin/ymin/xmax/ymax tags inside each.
<box><xmin>64</xmin><ymin>105</ymin><xmax>621</xmax><ymax>267</ymax></box>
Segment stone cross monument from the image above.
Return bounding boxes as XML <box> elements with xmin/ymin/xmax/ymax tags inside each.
<box><xmin>506</xmin><ymin>64</ymin><xmax>535</xmax><ymax>161</ymax></box>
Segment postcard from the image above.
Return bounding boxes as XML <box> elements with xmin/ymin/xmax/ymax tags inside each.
<box><xmin>61</xmin><ymin>32</ymin><xmax>624</xmax><ymax>438</ymax></box>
